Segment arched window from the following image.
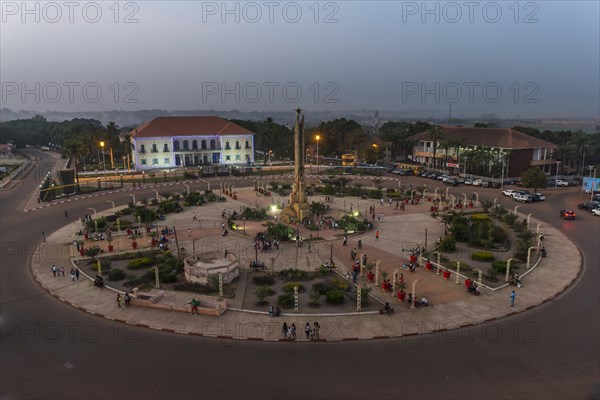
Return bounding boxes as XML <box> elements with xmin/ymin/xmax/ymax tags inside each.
<box><xmin>201</xmin><ymin>140</ymin><xmax>207</xmax><ymax>150</ymax></box>
<box><xmin>210</xmin><ymin>139</ymin><xmax>216</xmax><ymax>150</ymax></box>
<box><xmin>173</xmin><ymin>140</ymin><xmax>179</xmax><ymax>151</ymax></box>
<box><xmin>183</xmin><ymin>140</ymin><xmax>189</xmax><ymax>150</ymax></box>
<box><xmin>192</xmin><ymin>140</ymin><xmax>198</xmax><ymax>150</ymax></box>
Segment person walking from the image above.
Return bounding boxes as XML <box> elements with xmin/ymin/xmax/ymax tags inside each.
<box><xmin>75</xmin><ymin>267</ymin><xmax>80</xmax><ymax>280</ymax></box>
<box><xmin>42</xmin><ymin>232</ymin><xmax>46</xmax><ymax>243</ymax></box>
<box><xmin>60</xmin><ymin>267</ymin><xmax>65</xmax><ymax>277</ymax></box>
<box><xmin>375</xmin><ymin>230</ymin><xmax>379</xmax><ymax>241</ymax></box>
<box><xmin>305</xmin><ymin>323</ymin><xmax>311</xmax><ymax>339</ymax></box>
<box><xmin>70</xmin><ymin>269</ymin><xmax>75</xmax><ymax>282</ymax></box>
<box><xmin>510</xmin><ymin>290</ymin><xmax>516</xmax><ymax>307</ymax></box>
<box><xmin>124</xmin><ymin>292</ymin><xmax>131</xmax><ymax>307</ymax></box>
<box><xmin>192</xmin><ymin>212</ymin><xmax>197</xmax><ymax>221</ymax></box>
<box><xmin>116</xmin><ymin>293</ymin><xmax>122</xmax><ymax>308</ymax></box>
<box><xmin>343</xmin><ymin>235</ymin><xmax>347</xmax><ymax>246</ymax></box>
<box><xmin>313</xmin><ymin>322</ymin><xmax>320</xmax><ymax>339</ymax></box>
<box><xmin>189</xmin><ymin>298</ymin><xmax>199</xmax><ymax>314</ymax></box>
<box><xmin>51</xmin><ymin>265</ymin><xmax>57</xmax><ymax>277</ymax></box>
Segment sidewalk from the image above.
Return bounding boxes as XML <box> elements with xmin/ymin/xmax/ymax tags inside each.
<box><xmin>31</xmin><ymin>188</ymin><xmax>582</xmax><ymax>341</ymax></box>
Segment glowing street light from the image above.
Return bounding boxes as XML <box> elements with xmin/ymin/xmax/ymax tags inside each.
<box><xmin>99</xmin><ymin>141</ymin><xmax>107</xmax><ymax>187</ymax></box>
<box><xmin>315</xmin><ymin>134</ymin><xmax>321</xmax><ymax>176</ymax></box>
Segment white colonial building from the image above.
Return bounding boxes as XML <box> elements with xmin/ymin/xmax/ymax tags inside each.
<box><xmin>130</xmin><ymin>116</ymin><xmax>255</xmax><ymax>170</ymax></box>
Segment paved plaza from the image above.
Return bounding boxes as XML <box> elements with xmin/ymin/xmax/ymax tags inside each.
<box><xmin>32</xmin><ymin>186</ymin><xmax>582</xmax><ymax>341</ymax></box>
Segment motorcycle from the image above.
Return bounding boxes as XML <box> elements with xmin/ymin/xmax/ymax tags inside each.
<box><xmin>467</xmin><ymin>283</ymin><xmax>480</xmax><ymax>295</ymax></box>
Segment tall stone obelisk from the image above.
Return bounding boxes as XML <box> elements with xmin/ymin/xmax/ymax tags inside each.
<box><xmin>283</xmin><ymin>108</ymin><xmax>309</xmax><ymax>223</ymax></box>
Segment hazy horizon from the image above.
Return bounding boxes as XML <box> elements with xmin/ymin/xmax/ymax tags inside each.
<box><xmin>1</xmin><ymin>1</ymin><xmax>598</xmax><ymax>119</ymax></box>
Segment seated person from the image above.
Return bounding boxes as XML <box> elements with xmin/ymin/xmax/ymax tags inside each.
<box><xmin>383</xmin><ymin>302</ymin><xmax>391</xmax><ymax>314</ymax></box>
<box><xmin>409</xmin><ymin>263</ymin><xmax>416</xmax><ymax>272</ymax></box>
<box><xmin>275</xmin><ymin>307</ymin><xmax>281</xmax><ymax>317</ymax></box>
<box><xmin>269</xmin><ymin>306</ymin><xmax>275</xmax><ymax>317</ymax></box>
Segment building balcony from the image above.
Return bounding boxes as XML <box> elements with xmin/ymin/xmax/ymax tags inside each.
<box><xmin>530</xmin><ymin>159</ymin><xmax>556</xmax><ymax>166</ymax></box>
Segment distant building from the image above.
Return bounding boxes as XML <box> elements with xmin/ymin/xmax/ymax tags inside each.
<box><xmin>410</xmin><ymin>126</ymin><xmax>558</xmax><ymax>178</ymax></box>
<box><xmin>129</xmin><ymin>116</ymin><xmax>255</xmax><ymax>170</ymax></box>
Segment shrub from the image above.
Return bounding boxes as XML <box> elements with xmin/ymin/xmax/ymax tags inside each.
<box><xmin>308</xmin><ymin>289</ymin><xmax>321</xmax><ymax>308</ymax></box>
<box><xmin>329</xmin><ymin>276</ymin><xmax>350</xmax><ymax>291</ymax></box>
<box><xmin>448</xmin><ymin>260</ymin><xmax>471</xmax><ymax>272</ymax></box>
<box><xmin>470</xmin><ymin>214</ymin><xmax>490</xmax><ymax>221</ymax></box>
<box><xmin>267</xmin><ymin>223</ymin><xmax>293</xmax><ymax>241</ymax></box>
<box><xmin>326</xmin><ymin>289</ymin><xmax>345</xmax><ymax>305</ymax></box>
<box><xmin>283</xmin><ymin>282</ymin><xmax>305</xmax><ymax>293</ymax></box>
<box><xmin>159</xmin><ymin>271</ymin><xmax>177</xmax><ymax>283</ymax></box>
<box><xmin>108</xmin><ymin>268</ymin><xmax>125</xmax><ymax>281</ymax></box>
<box><xmin>471</xmin><ymin>251</ymin><xmax>495</xmax><ymax>262</ymax></box>
<box><xmin>255</xmin><ymin>285</ymin><xmax>273</xmax><ymax>305</ymax></box>
<box><xmin>277</xmin><ymin>293</ymin><xmax>295</xmax><ymax>309</ymax></box>
<box><xmin>85</xmin><ymin>247</ymin><xmax>101</xmax><ymax>258</ymax></box>
<box><xmin>312</xmin><ymin>281</ymin><xmax>332</xmax><ymax>295</ymax></box>
<box><xmin>491</xmin><ymin>260</ymin><xmax>509</xmax><ymax>273</ymax></box>
<box><xmin>252</xmin><ymin>274</ymin><xmax>275</xmax><ymax>286</ymax></box>
<box><xmin>278</xmin><ymin>268</ymin><xmax>310</xmax><ymax>281</ymax></box>
<box><xmin>127</xmin><ymin>257</ymin><xmax>153</xmax><ymax>270</ymax></box>
<box><xmin>91</xmin><ymin>260</ymin><xmax>111</xmax><ymax>271</ymax></box>
<box><xmin>438</xmin><ymin>237</ymin><xmax>456</xmax><ymax>252</ymax></box>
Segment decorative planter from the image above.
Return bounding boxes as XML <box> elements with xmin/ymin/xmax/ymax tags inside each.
<box><xmin>151</xmin><ymin>239</ymin><xmax>157</xmax><ymax>247</ymax></box>
<box><xmin>465</xmin><ymin>279</ymin><xmax>472</xmax><ymax>288</ymax></box>
<box><xmin>367</xmin><ymin>271</ymin><xmax>374</xmax><ymax>282</ymax></box>
<box><xmin>132</xmin><ymin>241</ymin><xmax>138</xmax><ymax>249</ymax></box>
<box><xmin>410</xmin><ymin>255</ymin><xmax>417</xmax><ymax>263</ymax></box>
<box><xmin>233</xmin><ymin>195</ymin><xmax>237</xmax><ymax>200</ymax></box>
<box><xmin>84</xmin><ymin>233</ymin><xmax>89</xmax><ymax>240</ymax></box>
<box><xmin>127</xmin><ymin>229</ymin><xmax>132</xmax><ymax>235</ymax></box>
<box><xmin>79</xmin><ymin>249</ymin><xmax>85</xmax><ymax>256</ymax></box>
<box><xmin>397</xmin><ymin>291</ymin><xmax>406</xmax><ymax>301</ymax></box>
<box><xmin>425</xmin><ymin>262</ymin><xmax>433</xmax><ymax>271</ymax></box>
<box><xmin>443</xmin><ymin>270</ymin><xmax>451</xmax><ymax>280</ymax></box>
<box><xmin>146</xmin><ymin>227</ymin><xmax>151</xmax><ymax>233</ymax></box>
<box><xmin>108</xmin><ymin>244</ymin><xmax>114</xmax><ymax>252</ymax></box>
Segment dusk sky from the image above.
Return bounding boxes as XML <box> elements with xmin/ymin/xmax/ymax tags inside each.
<box><xmin>1</xmin><ymin>1</ymin><xmax>599</xmax><ymax>118</ymax></box>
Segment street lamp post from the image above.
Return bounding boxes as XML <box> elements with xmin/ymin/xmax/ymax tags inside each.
<box><xmin>554</xmin><ymin>161</ymin><xmax>561</xmax><ymax>189</ymax></box>
<box><xmin>315</xmin><ymin>134</ymin><xmax>320</xmax><ymax>176</ymax></box>
<box><xmin>99</xmin><ymin>141</ymin><xmax>107</xmax><ymax>187</ymax></box>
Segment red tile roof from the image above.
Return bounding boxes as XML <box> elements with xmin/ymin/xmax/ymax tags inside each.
<box><xmin>130</xmin><ymin>116</ymin><xmax>254</xmax><ymax>138</ymax></box>
<box><xmin>411</xmin><ymin>126</ymin><xmax>557</xmax><ymax>150</ymax></box>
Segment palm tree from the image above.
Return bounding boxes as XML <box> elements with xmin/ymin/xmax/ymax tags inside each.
<box><xmin>429</xmin><ymin>126</ymin><xmax>443</xmax><ymax>170</ymax></box>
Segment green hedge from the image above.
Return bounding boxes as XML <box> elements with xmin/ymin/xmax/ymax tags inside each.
<box><xmin>277</xmin><ymin>293</ymin><xmax>295</xmax><ymax>308</ymax></box>
<box><xmin>326</xmin><ymin>289</ymin><xmax>345</xmax><ymax>305</ymax></box>
<box><xmin>127</xmin><ymin>257</ymin><xmax>153</xmax><ymax>270</ymax></box>
<box><xmin>471</xmin><ymin>251</ymin><xmax>495</xmax><ymax>262</ymax></box>
<box><xmin>252</xmin><ymin>274</ymin><xmax>275</xmax><ymax>286</ymax></box>
<box><xmin>108</xmin><ymin>268</ymin><xmax>126</xmax><ymax>281</ymax></box>
<box><xmin>312</xmin><ymin>281</ymin><xmax>333</xmax><ymax>295</ymax></box>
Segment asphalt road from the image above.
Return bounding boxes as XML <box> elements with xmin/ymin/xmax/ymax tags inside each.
<box><xmin>1</xmin><ymin>152</ymin><xmax>599</xmax><ymax>399</ymax></box>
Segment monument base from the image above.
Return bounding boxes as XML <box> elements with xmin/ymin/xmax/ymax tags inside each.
<box><xmin>281</xmin><ymin>202</ymin><xmax>310</xmax><ymax>224</ymax></box>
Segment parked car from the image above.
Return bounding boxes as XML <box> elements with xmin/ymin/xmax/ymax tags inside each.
<box><xmin>577</xmin><ymin>202</ymin><xmax>600</xmax><ymax>211</ymax></box>
<box><xmin>513</xmin><ymin>193</ymin><xmax>533</xmax><ymax>203</ymax></box>
<box><xmin>560</xmin><ymin>209</ymin><xmax>576</xmax><ymax>220</ymax></box>
<box><xmin>532</xmin><ymin>193</ymin><xmax>546</xmax><ymax>201</ymax></box>
<box><xmin>444</xmin><ymin>178</ymin><xmax>459</xmax><ymax>186</ymax></box>
<box><xmin>481</xmin><ymin>181</ymin><xmax>490</xmax><ymax>188</ymax></box>
<box><xmin>555</xmin><ymin>179</ymin><xmax>570</xmax><ymax>187</ymax></box>
<box><xmin>592</xmin><ymin>208</ymin><xmax>600</xmax><ymax>216</ymax></box>
<box><xmin>502</xmin><ymin>189</ymin><xmax>515</xmax><ymax>197</ymax></box>
<box><xmin>464</xmin><ymin>179</ymin><xmax>473</xmax><ymax>185</ymax></box>
<box><xmin>472</xmin><ymin>179</ymin><xmax>483</xmax><ymax>186</ymax></box>
<box><xmin>457</xmin><ymin>177</ymin><xmax>465</xmax><ymax>184</ymax></box>
<box><xmin>511</xmin><ymin>190</ymin><xmax>530</xmax><ymax>199</ymax></box>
